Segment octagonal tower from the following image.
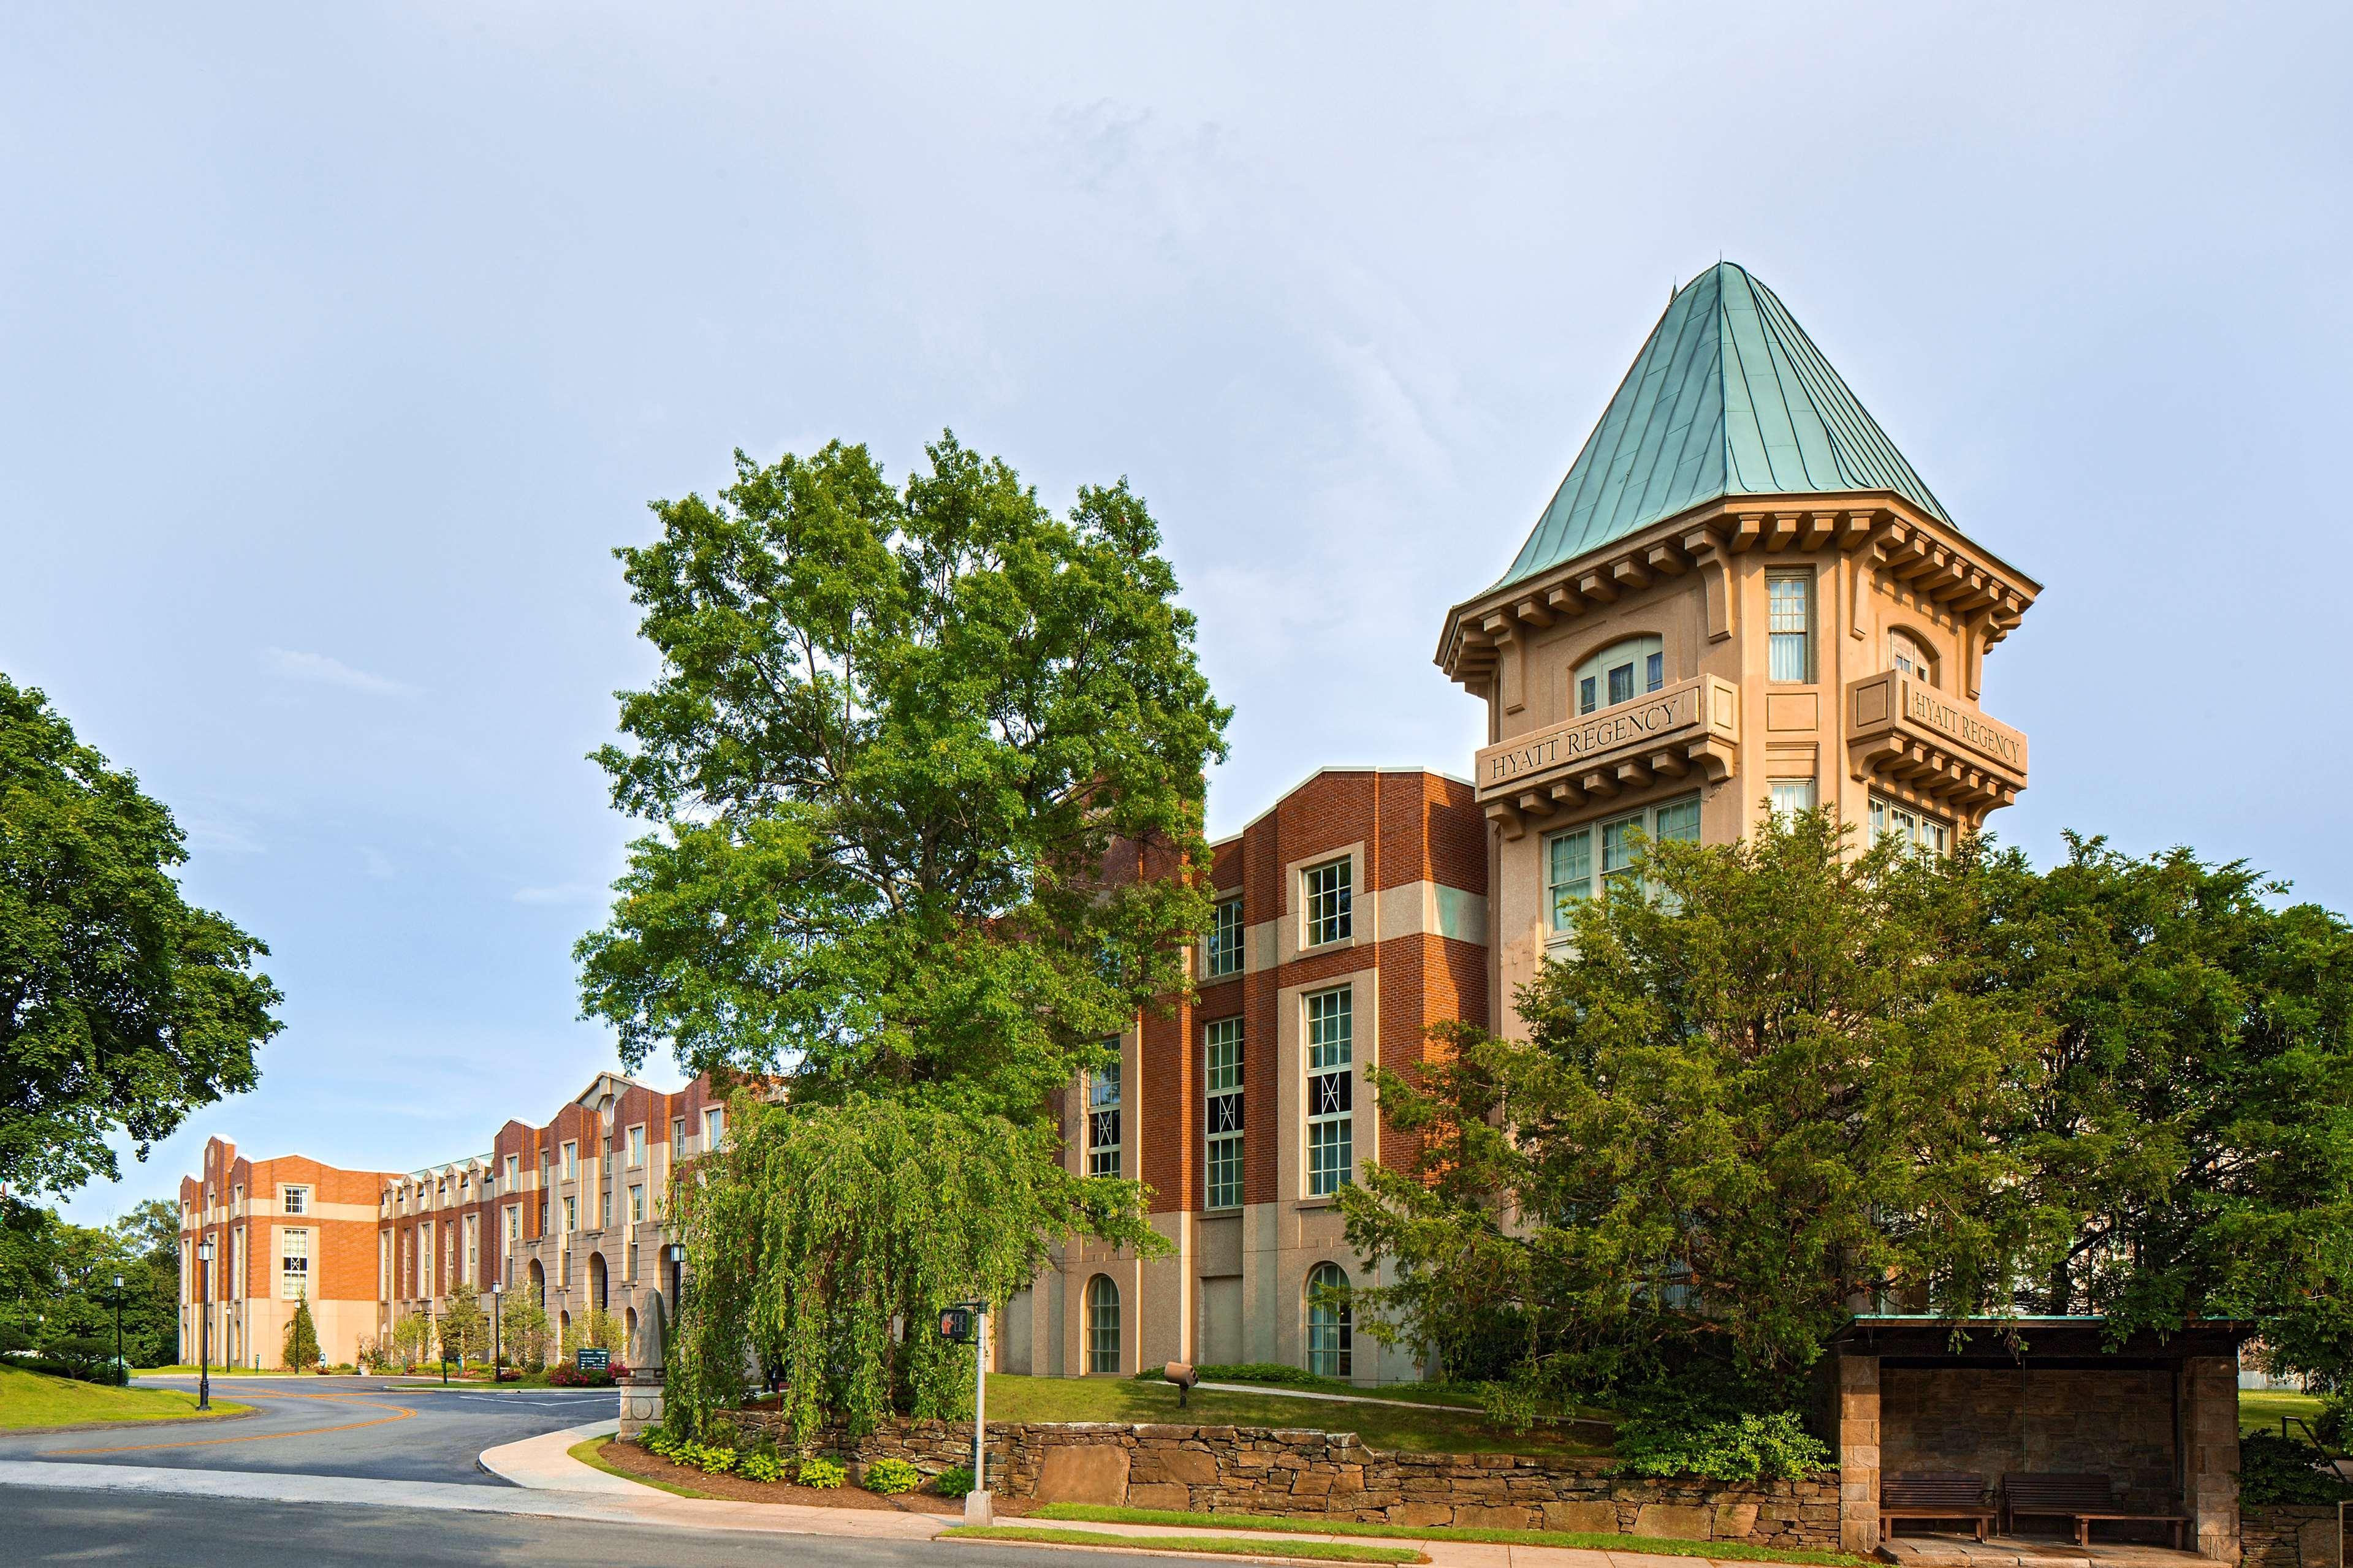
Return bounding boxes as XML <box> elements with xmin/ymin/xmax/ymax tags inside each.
<box><xmin>1435</xmin><ymin>262</ymin><xmax>2040</xmax><ymax>1036</ymax></box>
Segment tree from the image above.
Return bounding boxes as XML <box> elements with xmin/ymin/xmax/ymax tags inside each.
<box><xmin>0</xmin><ymin>676</ymin><xmax>283</xmax><ymax>1197</ymax></box>
<box><xmin>1340</xmin><ymin>811</ymin><xmax>2061</xmax><ymax>1402</ymax></box>
<box><xmin>439</xmin><ymin>1295</ymin><xmax>487</xmax><ymax>1366</ymax></box>
<box><xmin>1980</xmin><ymin>837</ymin><xmax>2353</xmax><ymax>1376</ymax></box>
<box><xmin>559</xmin><ymin>1306</ymin><xmax>626</xmax><ymax>1363</ymax></box>
<box><xmin>500</xmin><ymin>1295</ymin><xmax>550</xmax><ymax>1371</ymax></box>
<box><xmin>388</xmin><ymin>1310</ymin><xmax>433</xmax><ymax>1371</ymax></box>
<box><xmin>282</xmin><ymin>1295</ymin><xmax>320</xmax><ymax>1371</ymax></box>
<box><xmin>577</xmin><ymin>436</ymin><xmax>1226</xmax><ymax>1439</ymax></box>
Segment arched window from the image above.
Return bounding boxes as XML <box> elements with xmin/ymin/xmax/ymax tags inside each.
<box><xmin>1086</xmin><ymin>1274</ymin><xmax>1121</xmax><ymax>1375</ymax></box>
<box><xmin>1889</xmin><ymin>629</ymin><xmax>1937</xmax><ymax>688</ymax></box>
<box><xmin>1306</xmin><ymin>1263</ymin><xmax>1352</xmax><ymax>1377</ymax></box>
<box><xmin>1572</xmin><ymin>635</ymin><xmax>1664</xmax><ymax>716</ymax></box>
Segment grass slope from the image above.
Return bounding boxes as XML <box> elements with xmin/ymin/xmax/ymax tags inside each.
<box><xmin>0</xmin><ymin>1366</ymin><xmax>251</xmax><ymax>1429</ymax></box>
<box><xmin>1030</xmin><ymin>1506</ymin><xmax>1865</xmax><ymax>1566</ymax></box>
<box><xmin>570</xmin><ymin>1437</ymin><xmax>705</xmax><ymax>1497</ymax></box>
<box><xmin>943</xmin><ymin>1525</ymin><xmax>1422</xmax><ymax>1562</ymax></box>
<box><xmin>2241</xmin><ymin>1390</ymin><xmax>2325</xmax><ymax>1437</ymax></box>
<box><xmin>986</xmin><ymin>1375</ymin><xmax>1603</xmax><ymax>1456</ymax></box>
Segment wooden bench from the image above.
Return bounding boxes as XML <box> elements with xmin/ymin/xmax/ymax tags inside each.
<box><xmin>1881</xmin><ymin>1472</ymin><xmax>1998</xmax><ymax>1541</ymax></box>
<box><xmin>2002</xmin><ymin>1472</ymin><xmax>2189</xmax><ymax>1549</ymax></box>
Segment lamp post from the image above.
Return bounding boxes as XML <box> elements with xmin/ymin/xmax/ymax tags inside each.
<box><xmin>194</xmin><ymin>1238</ymin><xmax>213</xmax><ymax>1411</ymax></box>
<box><xmin>491</xmin><ymin>1281</ymin><xmax>503</xmax><ymax>1385</ymax></box>
<box><xmin>109</xmin><ymin>1273</ymin><xmax>124</xmax><ymax>1384</ymax></box>
<box><xmin>663</xmin><ymin>1242</ymin><xmax>685</xmax><ymax>1319</ymax></box>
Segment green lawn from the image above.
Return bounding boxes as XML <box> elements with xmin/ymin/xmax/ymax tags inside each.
<box><xmin>942</xmin><ymin>1526</ymin><xmax>1423</xmax><ymax>1562</ymax></box>
<box><xmin>985</xmin><ymin>1374</ymin><xmax>1608</xmax><ymax>1456</ymax></box>
<box><xmin>1</xmin><ymin>1366</ymin><xmax>251</xmax><ymax>1429</ymax></box>
<box><xmin>2241</xmin><ymin>1388</ymin><xmax>2325</xmax><ymax>1437</ymax></box>
<box><xmin>1029</xmin><ymin>1506</ymin><xmax>1866</xmax><ymax>1566</ymax></box>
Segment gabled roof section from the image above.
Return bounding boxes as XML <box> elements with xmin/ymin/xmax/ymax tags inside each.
<box><xmin>1497</xmin><ymin>262</ymin><xmax>1952</xmax><ymax>594</ymax></box>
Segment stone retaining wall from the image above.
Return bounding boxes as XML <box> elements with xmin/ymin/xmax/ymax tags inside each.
<box><xmin>704</xmin><ymin>1414</ymin><xmax>1839</xmax><ymax>1546</ymax></box>
<box><xmin>2243</xmin><ymin>1505</ymin><xmax>2342</xmax><ymax>1568</ymax></box>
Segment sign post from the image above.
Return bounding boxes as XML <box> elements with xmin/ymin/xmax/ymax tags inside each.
<box><xmin>938</xmin><ymin>1301</ymin><xmax>990</xmax><ymax>1524</ymax></box>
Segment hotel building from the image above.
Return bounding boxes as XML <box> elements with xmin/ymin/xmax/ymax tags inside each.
<box><xmin>183</xmin><ymin>262</ymin><xmax>2036</xmax><ymax>1388</ymax></box>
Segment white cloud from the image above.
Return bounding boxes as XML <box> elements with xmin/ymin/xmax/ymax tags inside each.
<box><xmin>264</xmin><ymin>647</ymin><xmax>418</xmax><ymax>699</ymax></box>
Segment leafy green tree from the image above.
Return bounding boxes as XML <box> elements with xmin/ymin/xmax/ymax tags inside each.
<box><xmin>389</xmin><ymin>1310</ymin><xmax>433</xmax><ymax>1371</ymax></box>
<box><xmin>577</xmin><ymin>436</ymin><xmax>1225</xmax><ymax>1439</ymax></box>
<box><xmin>499</xmin><ymin>1294</ymin><xmax>550</xmax><ymax>1371</ymax></box>
<box><xmin>1340</xmin><ymin>812</ymin><xmax>2062</xmax><ymax>1401</ymax></box>
<box><xmin>282</xmin><ymin>1295</ymin><xmax>320</xmax><ymax>1371</ymax></box>
<box><xmin>1980</xmin><ymin>837</ymin><xmax>2353</xmax><ymax>1376</ymax></box>
<box><xmin>558</xmin><ymin>1306</ymin><xmax>626</xmax><ymax>1363</ymax></box>
<box><xmin>439</xmin><ymin>1294</ymin><xmax>487</xmax><ymax>1366</ymax></box>
<box><xmin>0</xmin><ymin>675</ymin><xmax>283</xmax><ymax>1197</ymax></box>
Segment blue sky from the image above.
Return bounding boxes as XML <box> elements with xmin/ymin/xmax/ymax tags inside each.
<box><xmin>6</xmin><ymin>3</ymin><xmax>2347</xmax><ymax>1226</ymax></box>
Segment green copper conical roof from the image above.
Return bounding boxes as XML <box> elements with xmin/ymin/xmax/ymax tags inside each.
<box><xmin>1496</xmin><ymin>262</ymin><xmax>1952</xmax><ymax>593</ymax></box>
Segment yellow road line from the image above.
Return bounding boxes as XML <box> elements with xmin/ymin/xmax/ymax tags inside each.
<box><xmin>44</xmin><ymin>1389</ymin><xmax>418</xmax><ymax>1456</ymax></box>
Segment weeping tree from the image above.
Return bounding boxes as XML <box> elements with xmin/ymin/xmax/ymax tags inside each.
<box><xmin>672</xmin><ymin>1094</ymin><xmax>1158</xmax><ymax>1446</ymax></box>
<box><xmin>578</xmin><ymin>434</ymin><xmax>1228</xmax><ymax>1442</ymax></box>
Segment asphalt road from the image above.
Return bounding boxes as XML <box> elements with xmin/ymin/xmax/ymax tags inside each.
<box><xmin>6</xmin><ymin>1485</ymin><xmax>1144</xmax><ymax>1567</ymax></box>
<box><xmin>0</xmin><ymin>1377</ymin><xmax>614</xmax><ymax>1485</ymax></box>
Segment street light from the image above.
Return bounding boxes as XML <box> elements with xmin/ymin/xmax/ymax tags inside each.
<box><xmin>662</xmin><ymin>1242</ymin><xmax>685</xmax><ymax>1318</ymax></box>
<box><xmin>491</xmin><ymin>1281</ymin><xmax>504</xmax><ymax>1385</ymax></box>
<box><xmin>108</xmin><ymin>1274</ymin><xmax>124</xmax><ymax>1385</ymax></box>
<box><xmin>194</xmin><ymin>1239</ymin><xmax>213</xmax><ymax>1411</ymax></box>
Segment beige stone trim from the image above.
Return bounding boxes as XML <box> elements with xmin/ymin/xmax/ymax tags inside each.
<box><xmin>1239</xmin><ymin>876</ymin><xmax>1484</xmax><ymax>972</ymax></box>
<box><xmin>1274</xmin><ymin>840</ymin><xmax>1367</xmax><ymax>966</ymax></box>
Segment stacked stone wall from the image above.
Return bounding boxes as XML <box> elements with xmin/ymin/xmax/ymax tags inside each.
<box><xmin>702</xmin><ymin>1414</ymin><xmax>1839</xmax><ymax>1545</ymax></box>
<box><xmin>2241</xmin><ymin>1505</ymin><xmax>2341</xmax><ymax>1568</ymax></box>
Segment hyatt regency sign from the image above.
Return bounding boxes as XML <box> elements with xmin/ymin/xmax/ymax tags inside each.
<box><xmin>1477</xmin><ymin>680</ymin><xmax>1705</xmax><ymax>795</ymax></box>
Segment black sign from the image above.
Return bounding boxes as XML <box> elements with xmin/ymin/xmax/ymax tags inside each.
<box><xmin>938</xmin><ymin>1307</ymin><xmax>973</xmax><ymax>1344</ymax></box>
<box><xmin>577</xmin><ymin>1347</ymin><xmax>610</xmax><ymax>1372</ymax></box>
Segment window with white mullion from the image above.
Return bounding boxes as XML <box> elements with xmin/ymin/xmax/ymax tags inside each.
<box><xmin>279</xmin><ymin>1228</ymin><xmax>310</xmax><ymax>1301</ymax></box>
<box><xmin>1303</xmin><ymin>859</ymin><xmax>1351</xmax><ymax>947</ymax></box>
<box><xmin>1204</xmin><ymin>1018</ymin><xmax>1244</xmax><ymax>1211</ymax></box>
<box><xmin>1207</xmin><ymin>897</ymin><xmax>1244</xmax><ymax>977</ymax></box>
<box><xmin>1869</xmin><ymin>794</ymin><xmax>1951</xmax><ymax>858</ymax></box>
<box><xmin>1306</xmin><ymin>988</ymin><xmax>1354</xmax><ymax>1196</ymax></box>
<box><xmin>1087</xmin><ymin>1053</ymin><xmax>1123</xmax><ymax>1179</ymax></box>
<box><xmin>1768</xmin><ymin>570</ymin><xmax>1814</xmax><ymax>682</ymax></box>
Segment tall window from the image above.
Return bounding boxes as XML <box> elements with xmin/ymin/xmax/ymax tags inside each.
<box><xmin>1303</xmin><ymin>858</ymin><xmax>1352</xmax><ymax>946</ymax></box>
<box><xmin>1890</xmin><ymin>629</ymin><xmax>1936</xmax><ymax>687</ymax></box>
<box><xmin>1870</xmin><ymin>795</ymin><xmax>1951</xmax><ymax>857</ymax></box>
<box><xmin>628</xmin><ymin>1126</ymin><xmax>645</xmax><ymax>1167</ymax></box>
<box><xmin>1574</xmin><ymin>634</ymin><xmax>1665</xmax><ymax>716</ymax></box>
<box><xmin>506</xmin><ymin>1205</ymin><xmax>520</xmax><ymax>1242</ymax></box>
<box><xmin>599</xmin><ymin>1186</ymin><xmax>612</xmax><ymax>1231</ymax></box>
<box><xmin>505</xmin><ymin>1154</ymin><xmax>519</xmax><ymax>1191</ymax></box>
<box><xmin>671</xmin><ymin>1115</ymin><xmax>685</xmax><ymax>1153</ymax></box>
<box><xmin>704</xmin><ymin>1107</ymin><xmax>725</xmax><ymax>1148</ymax></box>
<box><xmin>1546</xmin><ymin>827</ymin><xmax>1593</xmax><ymax>932</ymax></box>
<box><xmin>563</xmin><ymin>1195</ymin><xmax>577</xmax><ymax>1233</ymax></box>
<box><xmin>1306</xmin><ymin>988</ymin><xmax>1353</xmax><ymax>1196</ymax></box>
<box><xmin>1204</xmin><ymin>1019</ymin><xmax>1244</xmax><ymax>1211</ymax></box>
<box><xmin>1206</xmin><ymin>897</ymin><xmax>1244</xmax><ymax>978</ymax></box>
<box><xmin>281</xmin><ymin>1186</ymin><xmax>308</xmax><ymax>1215</ymax></box>
<box><xmin>1087</xmin><ymin>1058</ymin><xmax>1122</xmax><ymax>1178</ymax></box>
<box><xmin>417</xmin><ymin>1224</ymin><xmax>431</xmax><ymax>1297</ymax></box>
<box><xmin>562</xmin><ymin>1141</ymin><xmax>577</xmax><ymax>1178</ymax></box>
<box><xmin>1769</xmin><ymin>779</ymin><xmax>1818</xmax><ymax>820</ymax></box>
<box><xmin>1768</xmin><ymin>570</ymin><xmax>1814</xmax><ymax>682</ymax></box>
<box><xmin>1306</xmin><ymin>1263</ymin><xmax>1353</xmax><ymax>1377</ymax></box>
<box><xmin>1087</xmin><ymin>1274</ymin><xmax>1121</xmax><ymax>1374</ymax></box>
<box><xmin>464</xmin><ymin>1214</ymin><xmax>478</xmax><ymax>1286</ymax></box>
<box><xmin>629</xmin><ymin>1184</ymin><xmax>645</xmax><ymax>1224</ymax></box>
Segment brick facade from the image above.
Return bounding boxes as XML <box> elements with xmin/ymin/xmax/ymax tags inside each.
<box><xmin>177</xmin><ymin>1138</ymin><xmax>393</xmax><ymax>1369</ymax></box>
<box><xmin>997</xmin><ymin>767</ymin><xmax>1487</xmax><ymax>1386</ymax></box>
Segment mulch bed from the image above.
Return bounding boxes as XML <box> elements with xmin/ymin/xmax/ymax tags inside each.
<box><xmin>595</xmin><ymin>1438</ymin><xmax>1034</xmax><ymax>1517</ymax></box>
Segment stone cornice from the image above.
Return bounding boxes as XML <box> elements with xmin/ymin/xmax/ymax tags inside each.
<box><xmin>1434</xmin><ymin>491</ymin><xmax>2042</xmax><ymax>687</ymax></box>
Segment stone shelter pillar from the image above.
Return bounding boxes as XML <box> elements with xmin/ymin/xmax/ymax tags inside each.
<box><xmin>2180</xmin><ymin>1354</ymin><xmax>2241</xmax><ymax>1560</ymax></box>
<box><xmin>1836</xmin><ymin>1350</ymin><xmax>1881</xmax><ymax>1556</ymax></box>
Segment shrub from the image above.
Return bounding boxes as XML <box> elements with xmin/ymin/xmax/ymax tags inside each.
<box><xmin>698</xmin><ymin>1445</ymin><xmax>739</xmax><ymax>1475</ymax></box>
<box><xmin>2242</xmin><ymin>1433</ymin><xmax>2353</xmax><ymax>1505</ymax></box>
<box><xmin>739</xmin><ymin>1450</ymin><xmax>783</xmax><ymax>1483</ymax></box>
<box><xmin>2314</xmin><ymin>1395</ymin><xmax>2350</xmax><ymax>1450</ymax></box>
<box><xmin>864</xmin><ymin>1456</ymin><xmax>921</xmax><ymax>1494</ymax></box>
<box><xmin>548</xmin><ymin>1363</ymin><xmax>616</xmax><ymax>1388</ymax></box>
<box><xmin>1614</xmin><ymin>1409</ymin><xmax>1831</xmax><ymax>1482</ymax></box>
<box><xmin>933</xmin><ymin>1464</ymin><xmax>975</xmax><ymax>1496</ymax></box>
<box><xmin>797</xmin><ymin>1456</ymin><xmax>846</xmax><ymax>1489</ymax></box>
<box><xmin>1477</xmin><ymin>1379</ymin><xmax>1541</xmax><ymax>1434</ymax></box>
